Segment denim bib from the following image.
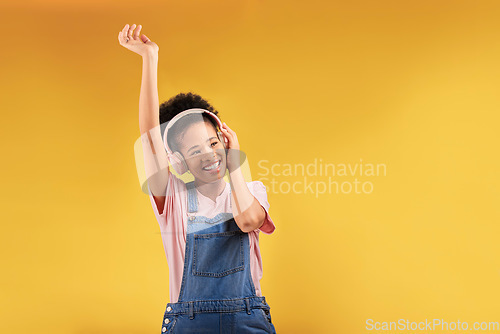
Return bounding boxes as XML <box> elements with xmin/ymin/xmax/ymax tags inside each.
<box><xmin>160</xmin><ymin>181</ymin><xmax>276</xmax><ymax>333</ymax></box>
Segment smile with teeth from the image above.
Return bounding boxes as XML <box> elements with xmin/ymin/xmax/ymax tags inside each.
<box><xmin>202</xmin><ymin>160</ymin><xmax>221</xmax><ymax>171</ymax></box>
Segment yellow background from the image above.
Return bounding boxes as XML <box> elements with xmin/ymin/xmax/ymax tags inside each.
<box><xmin>1</xmin><ymin>0</ymin><xmax>499</xmax><ymax>333</ymax></box>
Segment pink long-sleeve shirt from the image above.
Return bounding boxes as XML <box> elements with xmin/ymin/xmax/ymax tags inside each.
<box><xmin>148</xmin><ymin>171</ymin><xmax>276</xmax><ymax>303</ymax></box>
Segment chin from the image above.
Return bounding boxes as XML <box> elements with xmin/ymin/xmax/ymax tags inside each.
<box><xmin>194</xmin><ymin>171</ymin><xmax>223</xmax><ymax>184</ymax></box>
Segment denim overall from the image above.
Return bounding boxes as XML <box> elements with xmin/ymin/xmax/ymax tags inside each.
<box><xmin>160</xmin><ymin>181</ymin><xmax>277</xmax><ymax>333</ymax></box>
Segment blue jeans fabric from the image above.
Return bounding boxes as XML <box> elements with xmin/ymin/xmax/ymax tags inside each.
<box><xmin>160</xmin><ymin>181</ymin><xmax>276</xmax><ymax>333</ymax></box>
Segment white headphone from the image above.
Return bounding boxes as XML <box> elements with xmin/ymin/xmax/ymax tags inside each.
<box><xmin>163</xmin><ymin>108</ymin><xmax>227</xmax><ymax>175</ymax></box>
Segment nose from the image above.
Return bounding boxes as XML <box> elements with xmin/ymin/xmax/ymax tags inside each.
<box><xmin>201</xmin><ymin>143</ymin><xmax>218</xmax><ymax>160</ymax></box>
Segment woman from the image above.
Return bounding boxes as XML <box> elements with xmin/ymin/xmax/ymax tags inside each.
<box><xmin>118</xmin><ymin>24</ymin><xmax>277</xmax><ymax>333</ymax></box>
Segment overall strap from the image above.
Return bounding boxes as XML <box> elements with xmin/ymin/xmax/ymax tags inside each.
<box><xmin>186</xmin><ymin>181</ymin><xmax>198</xmax><ymax>213</ymax></box>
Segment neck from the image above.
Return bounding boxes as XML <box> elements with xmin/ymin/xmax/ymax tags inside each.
<box><xmin>193</xmin><ymin>178</ymin><xmax>226</xmax><ymax>202</ymax></box>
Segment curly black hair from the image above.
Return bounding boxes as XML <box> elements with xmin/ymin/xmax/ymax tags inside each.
<box><xmin>159</xmin><ymin>92</ymin><xmax>221</xmax><ymax>153</ymax></box>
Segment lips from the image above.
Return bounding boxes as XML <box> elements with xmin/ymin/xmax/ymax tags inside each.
<box><xmin>202</xmin><ymin>160</ymin><xmax>221</xmax><ymax>171</ymax></box>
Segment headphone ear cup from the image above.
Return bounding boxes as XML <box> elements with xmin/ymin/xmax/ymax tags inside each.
<box><xmin>218</xmin><ymin>131</ymin><xmax>227</xmax><ymax>150</ymax></box>
<box><xmin>168</xmin><ymin>151</ymin><xmax>188</xmax><ymax>175</ymax></box>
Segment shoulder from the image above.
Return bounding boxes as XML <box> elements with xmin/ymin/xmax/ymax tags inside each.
<box><xmin>148</xmin><ymin>170</ymin><xmax>188</xmax><ymax>218</ymax></box>
<box><xmin>246</xmin><ymin>180</ymin><xmax>268</xmax><ymax>194</ymax></box>
<box><xmin>245</xmin><ymin>180</ymin><xmax>270</xmax><ymax>204</ymax></box>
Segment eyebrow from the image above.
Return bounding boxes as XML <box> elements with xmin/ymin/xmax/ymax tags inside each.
<box><xmin>187</xmin><ymin>137</ymin><xmax>218</xmax><ymax>154</ymax></box>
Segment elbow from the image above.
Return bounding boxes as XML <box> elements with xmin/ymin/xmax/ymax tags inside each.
<box><xmin>239</xmin><ymin>212</ymin><xmax>265</xmax><ymax>233</ymax></box>
<box><xmin>236</xmin><ymin>199</ymin><xmax>267</xmax><ymax>233</ymax></box>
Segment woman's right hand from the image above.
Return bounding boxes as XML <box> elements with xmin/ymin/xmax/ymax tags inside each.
<box><xmin>118</xmin><ymin>24</ymin><xmax>159</xmax><ymax>57</ymax></box>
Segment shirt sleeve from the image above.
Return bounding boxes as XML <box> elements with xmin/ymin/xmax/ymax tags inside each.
<box><xmin>147</xmin><ymin>170</ymin><xmax>187</xmax><ymax>230</ymax></box>
<box><xmin>247</xmin><ymin>181</ymin><xmax>276</xmax><ymax>235</ymax></box>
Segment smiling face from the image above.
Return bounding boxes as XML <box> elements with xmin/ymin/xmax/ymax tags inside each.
<box><xmin>178</xmin><ymin>120</ymin><xmax>227</xmax><ymax>183</ymax></box>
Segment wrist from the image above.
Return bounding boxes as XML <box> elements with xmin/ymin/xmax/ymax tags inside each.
<box><xmin>142</xmin><ymin>50</ymin><xmax>158</xmax><ymax>61</ymax></box>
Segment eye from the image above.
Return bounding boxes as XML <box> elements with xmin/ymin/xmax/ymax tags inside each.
<box><xmin>191</xmin><ymin>150</ymin><xmax>201</xmax><ymax>156</ymax></box>
<box><xmin>211</xmin><ymin>141</ymin><xmax>218</xmax><ymax>147</ymax></box>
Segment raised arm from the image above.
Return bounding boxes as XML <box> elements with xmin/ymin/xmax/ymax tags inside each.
<box><xmin>220</xmin><ymin>122</ymin><xmax>266</xmax><ymax>233</ymax></box>
<box><xmin>118</xmin><ymin>24</ymin><xmax>169</xmax><ymax>212</ymax></box>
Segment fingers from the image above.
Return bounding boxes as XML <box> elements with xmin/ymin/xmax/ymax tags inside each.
<box><xmin>123</xmin><ymin>24</ymin><xmax>130</xmax><ymax>41</ymax></box>
<box><xmin>128</xmin><ymin>24</ymin><xmax>136</xmax><ymax>38</ymax></box>
<box><xmin>118</xmin><ymin>24</ymin><xmax>147</xmax><ymax>46</ymax></box>
<box><xmin>118</xmin><ymin>31</ymin><xmax>127</xmax><ymax>45</ymax></box>
<box><xmin>118</xmin><ymin>24</ymin><xmax>129</xmax><ymax>44</ymax></box>
<box><xmin>221</xmin><ymin>124</ymin><xmax>234</xmax><ymax>143</ymax></box>
<box><xmin>134</xmin><ymin>24</ymin><xmax>142</xmax><ymax>39</ymax></box>
<box><xmin>121</xmin><ymin>24</ymin><xmax>129</xmax><ymax>36</ymax></box>
<box><xmin>222</xmin><ymin>122</ymin><xmax>237</xmax><ymax>137</ymax></box>
<box><xmin>221</xmin><ymin>125</ymin><xmax>231</xmax><ymax>139</ymax></box>
<box><xmin>221</xmin><ymin>122</ymin><xmax>240</xmax><ymax>150</ymax></box>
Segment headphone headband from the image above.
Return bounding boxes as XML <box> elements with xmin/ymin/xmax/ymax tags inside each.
<box><xmin>162</xmin><ymin>108</ymin><xmax>223</xmax><ymax>154</ymax></box>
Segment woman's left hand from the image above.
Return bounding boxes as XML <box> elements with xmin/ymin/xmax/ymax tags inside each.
<box><xmin>220</xmin><ymin>122</ymin><xmax>241</xmax><ymax>172</ymax></box>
